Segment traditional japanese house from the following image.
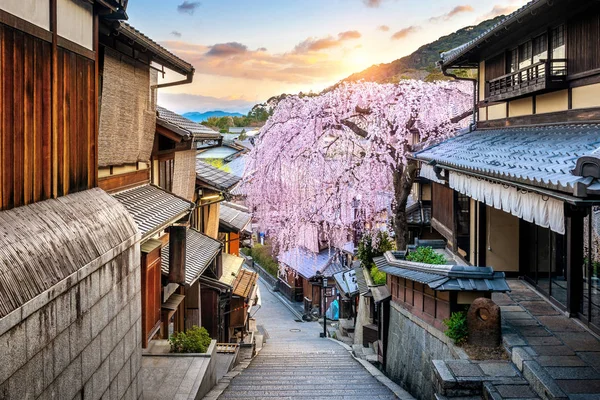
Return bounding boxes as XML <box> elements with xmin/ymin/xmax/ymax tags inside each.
<box><xmin>415</xmin><ymin>0</ymin><xmax>600</xmax><ymax>332</ymax></box>
<box><xmin>278</xmin><ymin>247</ymin><xmax>348</xmax><ymax>316</ymax></box>
<box><xmin>229</xmin><ymin>268</ymin><xmax>259</xmax><ymax>341</ymax></box>
<box><xmin>219</xmin><ymin>201</ymin><xmax>252</xmax><ymax>256</ymax></box>
<box><xmin>195</xmin><ymin>160</ymin><xmax>241</xmax><ymax>238</ymax></box>
<box><xmin>0</xmin><ymin>1</ymin><xmax>147</xmax><ymax>397</ymax></box>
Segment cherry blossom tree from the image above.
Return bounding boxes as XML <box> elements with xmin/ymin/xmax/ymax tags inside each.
<box><xmin>244</xmin><ymin>80</ymin><xmax>472</xmax><ymax>252</ymax></box>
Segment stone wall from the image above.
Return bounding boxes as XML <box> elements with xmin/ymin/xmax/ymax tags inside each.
<box><xmin>0</xmin><ymin>241</ymin><xmax>142</xmax><ymax>400</ymax></box>
<box><xmin>353</xmin><ymin>294</ymin><xmax>371</xmax><ymax>346</ymax></box>
<box><xmin>385</xmin><ymin>301</ymin><xmax>466</xmax><ymax>400</ymax></box>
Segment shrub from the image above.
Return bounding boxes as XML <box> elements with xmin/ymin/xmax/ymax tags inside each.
<box><xmin>357</xmin><ymin>230</ymin><xmax>395</xmax><ymax>270</ymax></box>
<box><xmin>406</xmin><ymin>246</ymin><xmax>446</xmax><ymax>264</ymax></box>
<box><xmin>169</xmin><ymin>326</ymin><xmax>212</xmax><ymax>353</ymax></box>
<box><xmin>443</xmin><ymin>312</ymin><xmax>468</xmax><ymax>345</ymax></box>
<box><xmin>370</xmin><ymin>265</ymin><xmax>387</xmax><ymax>285</ymax></box>
<box><xmin>243</xmin><ymin>244</ymin><xmax>278</xmax><ymax>277</ymax></box>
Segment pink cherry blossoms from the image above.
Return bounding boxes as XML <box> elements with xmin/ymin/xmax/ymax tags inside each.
<box><xmin>244</xmin><ymin>80</ymin><xmax>472</xmax><ymax>252</ymax></box>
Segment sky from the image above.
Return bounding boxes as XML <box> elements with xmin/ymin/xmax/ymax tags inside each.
<box><xmin>126</xmin><ymin>0</ymin><xmax>529</xmax><ymax>114</ymax></box>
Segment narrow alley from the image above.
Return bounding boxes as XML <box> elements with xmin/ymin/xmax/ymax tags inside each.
<box><xmin>217</xmin><ymin>279</ymin><xmax>405</xmax><ymax>399</ymax></box>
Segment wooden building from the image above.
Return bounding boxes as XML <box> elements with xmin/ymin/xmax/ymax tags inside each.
<box><xmin>219</xmin><ymin>201</ymin><xmax>252</xmax><ymax>256</ymax></box>
<box><xmin>278</xmin><ymin>247</ymin><xmax>349</xmax><ymax>316</ymax></box>
<box><xmin>415</xmin><ymin>0</ymin><xmax>600</xmax><ymax>333</ymax></box>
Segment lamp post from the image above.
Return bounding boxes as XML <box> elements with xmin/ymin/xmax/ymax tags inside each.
<box><xmin>321</xmin><ymin>276</ymin><xmax>328</xmax><ymax>338</ymax></box>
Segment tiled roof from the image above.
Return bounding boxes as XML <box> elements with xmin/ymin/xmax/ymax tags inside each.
<box><xmin>232</xmin><ymin>268</ymin><xmax>258</xmax><ymax>298</ymax></box>
<box><xmin>114</xmin><ymin>22</ymin><xmax>194</xmax><ymax>75</ymax></box>
<box><xmin>374</xmin><ymin>251</ymin><xmax>510</xmax><ymax>292</ymax></box>
<box><xmin>196</xmin><ymin>160</ymin><xmax>241</xmax><ymax>191</ymax></box>
<box><xmin>219</xmin><ymin>202</ymin><xmax>251</xmax><ymax>233</ymax></box>
<box><xmin>414</xmin><ymin>125</ymin><xmax>600</xmax><ymax>194</ymax></box>
<box><xmin>440</xmin><ymin>0</ymin><xmax>544</xmax><ymax>67</ymax></box>
<box><xmin>220</xmin><ymin>253</ymin><xmax>244</xmax><ymax>287</ymax></box>
<box><xmin>156</xmin><ymin>106</ymin><xmax>221</xmax><ymax>140</ymax></box>
<box><xmin>161</xmin><ymin>228</ymin><xmax>222</xmax><ymax>286</ymax></box>
<box><xmin>278</xmin><ymin>247</ymin><xmax>346</xmax><ymax>278</ymax></box>
<box><xmin>406</xmin><ymin>203</ymin><xmax>431</xmax><ymax>226</ymax></box>
<box><xmin>112</xmin><ymin>185</ymin><xmax>194</xmax><ymax>239</ymax></box>
<box><xmin>225</xmin><ymin>156</ymin><xmax>246</xmax><ymax>178</ymax></box>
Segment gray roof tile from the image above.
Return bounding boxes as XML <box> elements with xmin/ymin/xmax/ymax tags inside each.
<box><xmin>278</xmin><ymin>247</ymin><xmax>347</xmax><ymax>278</ymax></box>
<box><xmin>219</xmin><ymin>202</ymin><xmax>251</xmax><ymax>232</ymax></box>
<box><xmin>374</xmin><ymin>251</ymin><xmax>510</xmax><ymax>292</ymax></box>
<box><xmin>196</xmin><ymin>160</ymin><xmax>241</xmax><ymax>191</ymax></box>
<box><xmin>161</xmin><ymin>228</ymin><xmax>222</xmax><ymax>286</ymax></box>
<box><xmin>156</xmin><ymin>106</ymin><xmax>221</xmax><ymax>139</ymax></box>
<box><xmin>112</xmin><ymin>184</ymin><xmax>194</xmax><ymax>239</ymax></box>
<box><xmin>415</xmin><ymin>125</ymin><xmax>600</xmax><ymax>194</ymax></box>
<box><xmin>353</xmin><ymin>261</ymin><xmax>369</xmax><ymax>295</ymax></box>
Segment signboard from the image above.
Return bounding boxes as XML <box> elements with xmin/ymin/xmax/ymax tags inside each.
<box><xmin>342</xmin><ymin>269</ymin><xmax>359</xmax><ymax>294</ymax></box>
<box><xmin>324</xmin><ymin>287</ymin><xmax>333</xmax><ymax>297</ymax></box>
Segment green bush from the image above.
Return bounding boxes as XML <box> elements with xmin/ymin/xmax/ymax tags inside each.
<box><xmin>370</xmin><ymin>265</ymin><xmax>387</xmax><ymax>285</ymax></box>
<box><xmin>243</xmin><ymin>244</ymin><xmax>278</xmax><ymax>277</ymax></box>
<box><xmin>169</xmin><ymin>326</ymin><xmax>212</xmax><ymax>353</ymax></box>
<box><xmin>356</xmin><ymin>231</ymin><xmax>395</xmax><ymax>271</ymax></box>
<box><xmin>443</xmin><ymin>312</ymin><xmax>468</xmax><ymax>345</ymax></box>
<box><xmin>406</xmin><ymin>246</ymin><xmax>446</xmax><ymax>264</ymax></box>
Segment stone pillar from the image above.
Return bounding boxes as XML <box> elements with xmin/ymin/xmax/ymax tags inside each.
<box><xmin>467</xmin><ymin>297</ymin><xmax>501</xmax><ymax>347</ymax></box>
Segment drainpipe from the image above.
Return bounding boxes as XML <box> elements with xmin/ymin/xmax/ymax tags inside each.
<box><xmin>441</xmin><ymin>64</ymin><xmax>478</xmax><ymax>132</ymax></box>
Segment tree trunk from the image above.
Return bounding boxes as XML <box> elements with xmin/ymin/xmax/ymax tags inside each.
<box><xmin>392</xmin><ymin>159</ymin><xmax>419</xmax><ymax>250</ymax></box>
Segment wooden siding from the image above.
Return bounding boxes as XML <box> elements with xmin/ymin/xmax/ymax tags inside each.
<box><xmin>484</xmin><ymin>53</ymin><xmax>505</xmax><ymax>98</ymax></box>
<box><xmin>568</xmin><ymin>11</ymin><xmax>600</xmax><ymax>76</ymax></box>
<box><xmin>389</xmin><ymin>275</ymin><xmax>450</xmax><ymax>332</ymax></box>
<box><xmin>432</xmin><ymin>183</ymin><xmax>454</xmax><ymax>237</ymax></box>
<box><xmin>0</xmin><ymin>24</ymin><xmax>96</xmax><ymax>211</ymax></box>
<box><xmin>141</xmin><ymin>246</ymin><xmax>162</xmax><ymax>348</ymax></box>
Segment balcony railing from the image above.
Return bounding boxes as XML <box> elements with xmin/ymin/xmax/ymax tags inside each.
<box><xmin>487</xmin><ymin>59</ymin><xmax>567</xmax><ymax>102</ymax></box>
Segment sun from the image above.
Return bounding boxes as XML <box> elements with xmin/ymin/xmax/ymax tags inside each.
<box><xmin>346</xmin><ymin>49</ymin><xmax>371</xmax><ymax>72</ymax></box>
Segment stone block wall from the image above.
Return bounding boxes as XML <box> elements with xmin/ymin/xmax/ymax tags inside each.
<box><xmin>0</xmin><ymin>241</ymin><xmax>142</xmax><ymax>400</ymax></box>
<box><xmin>385</xmin><ymin>301</ymin><xmax>465</xmax><ymax>400</ymax></box>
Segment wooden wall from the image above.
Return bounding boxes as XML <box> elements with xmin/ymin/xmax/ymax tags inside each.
<box><xmin>432</xmin><ymin>183</ymin><xmax>454</xmax><ymax>238</ymax></box>
<box><xmin>0</xmin><ymin>23</ymin><xmax>96</xmax><ymax>211</ymax></box>
<box><xmin>568</xmin><ymin>11</ymin><xmax>600</xmax><ymax>75</ymax></box>
<box><xmin>484</xmin><ymin>53</ymin><xmax>505</xmax><ymax>98</ymax></box>
<box><xmin>141</xmin><ymin>246</ymin><xmax>162</xmax><ymax>348</ymax></box>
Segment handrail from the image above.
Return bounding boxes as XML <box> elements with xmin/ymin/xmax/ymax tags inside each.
<box><xmin>487</xmin><ymin>59</ymin><xmax>568</xmax><ymax>84</ymax></box>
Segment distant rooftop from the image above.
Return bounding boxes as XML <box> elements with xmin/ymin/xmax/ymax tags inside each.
<box><xmin>196</xmin><ymin>160</ymin><xmax>241</xmax><ymax>192</ymax></box>
<box><xmin>157</xmin><ymin>106</ymin><xmax>221</xmax><ymax>140</ymax></box>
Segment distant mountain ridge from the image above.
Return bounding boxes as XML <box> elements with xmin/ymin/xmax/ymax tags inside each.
<box><xmin>182</xmin><ymin>110</ymin><xmax>244</xmax><ymax>122</ymax></box>
<box><xmin>339</xmin><ymin>15</ymin><xmax>504</xmax><ymax>85</ymax></box>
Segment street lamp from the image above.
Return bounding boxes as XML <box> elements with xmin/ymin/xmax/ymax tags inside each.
<box><xmin>321</xmin><ymin>276</ymin><xmax>328</xmax><ymax>338</ymax></box>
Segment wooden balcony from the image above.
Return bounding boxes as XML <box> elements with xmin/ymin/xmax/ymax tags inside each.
<box><xmin>487</xmin><ymin>59</ymin><xmax>567</xmax><ymax>102</ymax></box>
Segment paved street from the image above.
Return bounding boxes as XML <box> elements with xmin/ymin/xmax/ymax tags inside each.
<box><xmin>218</xmin><ymin>279</ymin><xmax>399</xmax><ymax>399</ymax></box>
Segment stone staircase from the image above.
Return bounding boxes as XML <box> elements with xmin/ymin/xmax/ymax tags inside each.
<box><xmin>433</xmin><ymin>359</ymin><xmax>541</xmax><ymax>400</ymax></box>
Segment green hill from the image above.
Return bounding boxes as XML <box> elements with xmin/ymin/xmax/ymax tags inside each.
<box><xmin>341</xmin><ymin>16</ymin><xmax>503</xmax><ymax>84</ymax></box>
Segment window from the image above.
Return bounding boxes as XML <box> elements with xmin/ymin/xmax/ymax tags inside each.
<box><xmin>518</xmin><ymin>41</ymin><xmax>533</xmax><ymax>70</ymax></box>
<box><xmin>551</xmin><ymin>25</ymin><xmax>565</xmax><ymax>59</ymax></box>
<box><xmin>532</xmin><ymin>34</ymin><xmax>548</xmax><ymax>64</ymax></box>
<box><xmin>158</xmin><ymin>158</ymin><xmax>174</xmax><ymax>192</ymax></box>
<box><xmin>507</xmin><ymin>48</ymin><xmax>518</xmax><ymax>73</ymax></box>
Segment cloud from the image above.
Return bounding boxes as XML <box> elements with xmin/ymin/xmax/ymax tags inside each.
<box><xmin>378</xmin><ymin>25</ymin><xmax>390</xmax><ymax>32</ymax></box>
<box><xmin>177</xmin><ymin>1</ymin><xmax>200</xmax><ymax>15</ymax></box>
<box><xmin>158</xmin><ymin>92</ymin><xmax>255</xmax><ymax>114</ymax></box>
<box><xmin>294</xmin><ymin>30</ymin><xmax>361</xmax><ymax>53</ymax></box>
<box><xmin>205</xmin><ymin>42</ymin><xmax>248</xmax><ymax>57</ymax></box>
<box><xmin>429</xmin><ymin>5</ymin><xmax>474</xmax><ymax>22</ymax></box>
<box><xmin>171</xmin><ymin>31</ymin><xmax>182</xmax><ymax>38</ymax></box>
<box><xmin>391</xmin><ymin>26</ymin><xmax>419</xmax><ymax>40</ymax></box>
<box><xmin>477</xmin><ymin>1</ymin><xmax>529</xmax><ymax>22</ymax></box>
<box><xmin>338</xmin><ymin>30</ymin><xmax>362</xmax><ymax>40</ymax></box>
<box><xmin>160</xmin><ymin>39</ymin><xmax>349</xmax><ymax>85</ymax></box>
<box><xmin>363</xmin><ymin>0</ymin><xmax>382</xmax><ymax>7</ymax></box>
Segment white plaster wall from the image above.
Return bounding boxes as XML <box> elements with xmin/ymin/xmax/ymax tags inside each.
<box><xmin>57</xmin><ymin>0</ymin><xmax>93</xmax><ymax>50</ymax></box>
<box><xmin>1</xmin><ymin>0</ymin><xmax>50</xmax><ymax>30</ymax></box>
